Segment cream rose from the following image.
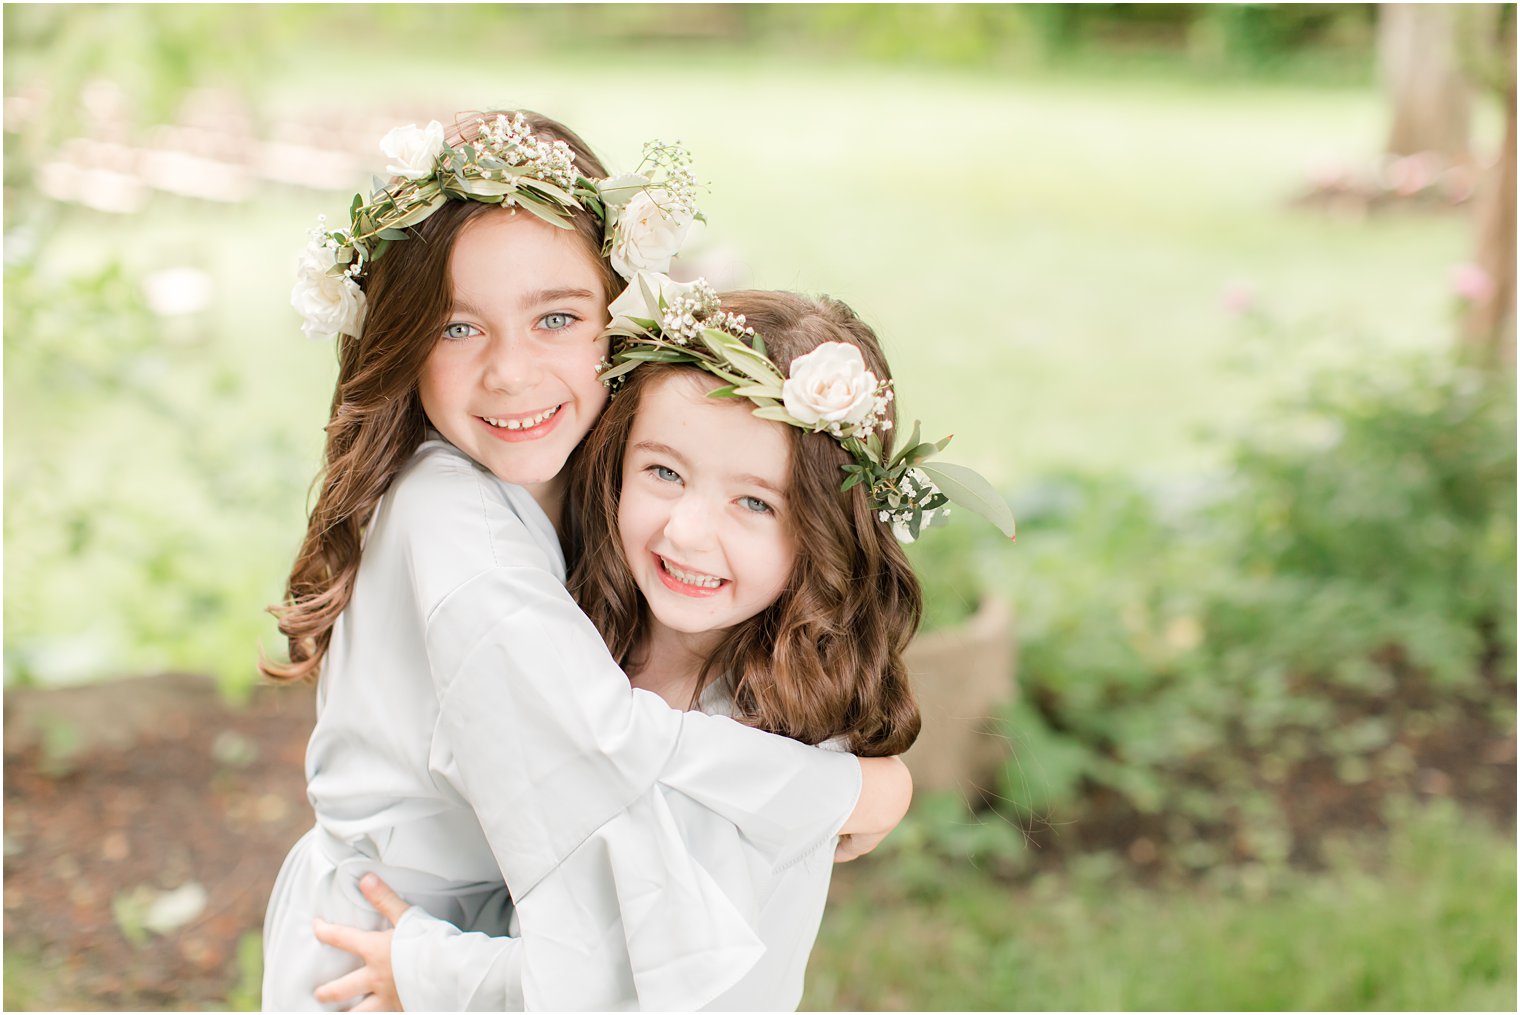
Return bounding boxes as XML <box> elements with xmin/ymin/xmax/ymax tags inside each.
<box><xmin>609</xmin><ymin>189</ymin><xmax>694</xmax><ymax>279</ymax></box>
<box><xmin>291</xmin><ymin>242</ymin><xmax>367</xmax><ymax>340</ymax></box>
<box><xmin>782</xmin><ymin>342</ymin><xmax>879</xmax><ymax>426</ymax></box>
<box><xmin>380</xmin><ymin>120</ymin><xmax>446</xmax><ymax>180</ymax></box>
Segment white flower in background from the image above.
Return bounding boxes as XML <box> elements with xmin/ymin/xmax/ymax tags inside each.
<box><xmin>142</xmin><ymin>267</ymin><xmax>213</xmax><ymax>317</ymax></box>
<box><xmin>610</xmin><ymin>188</ymin><xmax>694</xmax><ymax>278</ymax></box>
<box><xmin>291</xmin><ymin>239</ymin><xmax>366</xmax><ymax>340</ymax></box>
<box><xmin>380</xmin><ymin>120</ymin><xmax>446</xmax><ymax>180</ymax></box>
<box><xmin>782</xmin><ymin>342</ymin><xmax>880</xmax><ymax>426</ymax></box>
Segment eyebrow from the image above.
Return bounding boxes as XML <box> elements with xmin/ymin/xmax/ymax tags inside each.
<box><xmin>449</xmin><ymin>288</ymin><xmax>598</xmax><ymax>318</ymax></box>
<box><xmin>521</xmin><ymin>286</ymin><xmax>598</xmax><ymax>309</ymax></box>
<box><xmin>632</xmin><ymin>441</ymin><xmax>787</xmax><ymax>498</ymax></box>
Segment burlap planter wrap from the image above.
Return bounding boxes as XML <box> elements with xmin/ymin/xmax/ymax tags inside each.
<box><xmin>902</xmin><ymin>598</ymin><xmax>1017</xmax><ymax>802</ymax></box>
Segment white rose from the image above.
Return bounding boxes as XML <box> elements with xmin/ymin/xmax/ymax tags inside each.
<box><xmin>609</xmin><ymin>189</ymin><xmax>694</xmax><ymax>279</ymax></box>
<box><xmin>291</xmin><ymin>242</ymin><xmax>367</xmax><ymax>340</ymax></box>
<box><xmin>607</xmin><ymin>271</ymin><xmax>705</xmax><ymax>329</ymax></box>
<box><xmin>782</xmin><ymin>342</ymin><xmax>879</xmax><ymax>426</ymax></box>
<box><xmin>380</xmin><ymin>120</ymin><xmax>446</xmax><ymax>180</ymax></box>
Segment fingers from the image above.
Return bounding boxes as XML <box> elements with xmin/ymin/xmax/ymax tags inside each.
<box><xmin>314</xmin><ymin>967</ymin><xmax>371</xmax><ymax>1005</ymax></box>
<box><xmin>834</xmin><ymin>829</ymin><xmax>885</xmax><ymax>863</ymax></box>
<box><xmin>313</xmin><ymin>917</ymin><xmax>370</xmax><ymax>956</ymax></box>
<box><xmin>359</xmin><ymin>874</ymin><xmax>414</xmax><ymax>927</ymax></box>
<box><xmin>349</xmin><ymin>995</ymin><xmax>393</xmax><ymax>1012</ymax></box>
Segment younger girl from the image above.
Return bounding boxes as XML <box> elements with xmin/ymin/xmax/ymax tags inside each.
<box><xmin>314</xmin><ymin>283</ymin><xmax>1015</xmax><ymax>1010</ymax></box>
<box><xmin>263</xmin><ymin>112</ymin><xmax>914</xmax><ymax>1012</ymax></box>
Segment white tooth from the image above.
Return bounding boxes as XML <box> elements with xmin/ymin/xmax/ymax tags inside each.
<box><xmin>506</xmin><ymin>419</ymin><xmax>521</xmax><ymax>430</ymax></box>
<box><xmin>663</xmin><ymin>558</ymin><xmax>721</xmax><ymax>587</ymax></box>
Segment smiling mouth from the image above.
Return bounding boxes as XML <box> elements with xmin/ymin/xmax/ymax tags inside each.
<box><xmin>481</xmin><ymin>405</ymin><xmax>561</xmax><ymax>431</ymax></box>
<box><xmin>657</xmin><ymin>555</ymin><xmax>728</xmax><ymax>594</ymax></box>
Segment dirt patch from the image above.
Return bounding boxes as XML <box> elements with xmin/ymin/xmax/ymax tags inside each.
<box><xmin>4</xmin><ymin>675</ymin><xmax>317</xmax><ymax>1011</ymax></box>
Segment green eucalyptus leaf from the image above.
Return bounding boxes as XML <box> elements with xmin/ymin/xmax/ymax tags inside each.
<box><xmin>706</xmin><ymin>384</ymin><xmax>740</xmax><ymax>398</ymax></box>
<box><xmin>618</xmin><ymin>348</ymin><xmax>687</xmax><ymax>362</ymax></box>
<box><xmin>513</xmin><ymin>196</ymin><xmax>575</xmax><ymax>230</ymax></box>
<box><xmin>516</xmin><ymin>176</ymin><xmax>579</xmax><ymax>207</ymax></box>
<box><xmin>751</xmin><ymin>406</ymin><xmax>799</xmax><ymax>423</ymax></box>
<box><xmin>597</xmin><ymin>359</ymin><xmax>643</xmax><ymax>382</ymax></box>
<box><xmin>840</xmin><ymin>470</ymin><xmax>866</xmax><ymax>492</ymax></box>
<box><xmin>385</xmin><ymin>190</ymin><xmax>448</xmax><ymax>231</ymax></box>
<box><xmin>916</xmin><ymin>462</ymin><xmax>1016</xmax><ymax>540</ymax></box>
<box><xmin>377</xmin><ymin>228</ymin><xmax>409</xmax><ymax>241</ymax></box>
<box><xmin>453</xmin><ymin>177</ymin><xmax>522</xmax><ymax>197</ymax></box>
<box><xmin>890</xmin><ymin>421</ymin><xmax>924</xmax><ymax>468</ymax></box>
<box><xmin>730</xmin><ymin>383</ymin><xmax>783</xmax><ymax>399</ymax></box>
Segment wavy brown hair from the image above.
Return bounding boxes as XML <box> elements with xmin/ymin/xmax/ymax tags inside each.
<box><xmin>565</xmin><ymin>291</ymin><xmax>923</xmax><ymax>756</ymax></box>
<box><xmin>262</xmin><ymin>110</ymin><xmax>618</xmax><ymax>683</ymax></box>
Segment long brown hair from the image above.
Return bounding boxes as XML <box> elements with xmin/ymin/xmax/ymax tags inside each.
<box><xmin>263</xmin><ymin>110</ymin><xmax>618</xmax><ymax>683</ymax></box>
<box><xmin>566</xmin><ymin>291</ymin><xmax>923</xmax><ymax>756</ymax></box>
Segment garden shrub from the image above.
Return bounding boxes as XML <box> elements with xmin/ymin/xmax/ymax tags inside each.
<box><xmin>999</xmin><ymin>352</ymin><xmax>1515</xmax><ymax>866</ymax></box>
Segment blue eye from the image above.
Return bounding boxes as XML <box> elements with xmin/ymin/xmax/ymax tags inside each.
<box><xmin>650</xmin><ymin>465</ymin><xmax>681</xmax><ymax>484</ymax></box>
<box><xmin>738</xmin><ymin>495</ymin><xmax>773</xmax><ymax>515</ymax></box>
<box><xmin>540</xmin><ymin>312</ymin><xmax>576</xmax><ymax>331</ymax></box>
<box><xmin>442</xmin><ymin>322</ymin><xmax>479</xmax><ymax>341</ymax></box>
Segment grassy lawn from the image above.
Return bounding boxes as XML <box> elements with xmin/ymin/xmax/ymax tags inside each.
<box><xmin>804</xmin><ymin>801</ymin><xmax>1516</xmax><ymax>1011</ymax></box>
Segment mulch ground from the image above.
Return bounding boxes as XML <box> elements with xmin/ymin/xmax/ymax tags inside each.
<box><xmin>4</xmin><ymin>675</ymin><xmax>318</xmax><ymax>1011</ymax></box>
<box><xmin>3</xmin><ymin>664</ymin><xmax>1515</xmax><ymax>1011</ymax></box>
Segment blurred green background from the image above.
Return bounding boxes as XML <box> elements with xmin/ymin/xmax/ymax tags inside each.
<box><xmin>3</xmin><ymin>3</ymin><xmax>1515</xmax><ymax>1011</ymax></box>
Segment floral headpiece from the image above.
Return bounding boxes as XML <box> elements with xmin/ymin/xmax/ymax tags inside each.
<box><xmin>292</xmin><ymin>113</ymin><xmax>701</xmax><ymax>341</ymax></box>
<box><xmin>601</xmin><ymin>272</ymin><xmax>1017</xmax><ymax>544</ymax></box>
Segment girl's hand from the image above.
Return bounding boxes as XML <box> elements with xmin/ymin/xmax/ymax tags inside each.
<box><xmin>312</xmin><ymin>874</ymin><xmax>414</xmax><ymax>1011</ymax></box>
<box><xmin>834</xmin><ymin>829</ymin><xmax>888</xmax><ymax>862</ymax></box>
<box><xmin>836</xmin><ymin>755</ymin><xmax>912</xmax><ymax>862</ymax></box>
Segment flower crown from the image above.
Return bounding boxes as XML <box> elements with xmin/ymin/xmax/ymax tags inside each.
<box><xmin>292</xmin><ymin>113</ymin><xmax>701</xmax><ymax>341</ymax></box>
<box><xmin>600</xmin><ymin>272</ymin><xmax>1017</xmax><ymax>544</ymax></box>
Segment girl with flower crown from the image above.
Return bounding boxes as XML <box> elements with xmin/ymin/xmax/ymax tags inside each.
<box><xmin>260</xmin><ymin>112</ymin><xmax>922</xmax><ymax>1012</ymax></box>
<box><xmin>310</xmin><ymin>284</ymin><xmax>1015</xmax><ymax>1010</ymax></box>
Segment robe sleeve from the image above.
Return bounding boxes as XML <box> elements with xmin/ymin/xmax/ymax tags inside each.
<box><xmin>392</xmin><ymin>906</ymin><xmax>525</xmax><ymax>1012</ymax></box>
<box><xmin>423</xmin><ymin>565</ymin><xmax>862</xmax><ymax>1009</ymax></box>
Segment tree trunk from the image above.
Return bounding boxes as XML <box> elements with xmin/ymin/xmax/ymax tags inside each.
<box><xmin>1379</xmin><ymin>4</ymin><xmax>1473</xmax><ymax>161</ymax></box>
<box><xmin>1460</xmin><ymin>33</ymin><xmax>1516</xmax><ymax>368</ymax></box>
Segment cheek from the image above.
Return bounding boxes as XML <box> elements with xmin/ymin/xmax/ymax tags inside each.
<box><xmin>743</xmin><ymin>528</ymin><xmax>796</xmax><ymax>602</ymax></box>
<box><xmin>616</xmin><ymin>486</ymin><xmax>652</xmax><ymax>556</ymax></box>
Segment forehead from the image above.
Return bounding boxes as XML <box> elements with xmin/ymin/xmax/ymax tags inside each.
<box><xmin>629</xmin><ymin>372</ymin><xmax>791</xmax><ymax>476</ymax></box>
<box><xmin>448</xmin><ymin>209</ymin><xmax>601</xmax><ymax>292</ymax></box>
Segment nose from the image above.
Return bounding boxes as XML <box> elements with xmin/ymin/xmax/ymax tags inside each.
<box><xmin>481</xmin><ymin>331</ymin><xmax>542</xmax><ymax>396</ymax></box>
<box><xmin>663</xmin><ymin>491</ymin><xmax>717</xmax><ymax>553</ymax></box>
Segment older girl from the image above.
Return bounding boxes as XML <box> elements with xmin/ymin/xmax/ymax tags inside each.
<box><xmin>314</xmin><ymin>284</ymin><xmax>1015</xmax><ymax>1010</ymax></box>
<box><xmin>262</xmin><ymin>113</ymin><xmax>913</xmax><ymax>1012</ymax></box>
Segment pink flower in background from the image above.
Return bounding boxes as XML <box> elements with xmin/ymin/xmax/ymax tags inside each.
<box><xmin>1305</xmin><ymin>154</ymin><xmax>1350</xmax><ymax>191</ymax></box>
<box><xmin>1449</xmin><ymin>263</ymin><xmax>1495</xmax><ymax>305</ymax></box>
<box><xmin>1221</xmin><ymin>280</ymin><xmax>1258</xmax><ymax>318</ymax></box>
<box><xmin>1385</xmin><ymin>152</ymin><xmax>1441</xmax><ymax>196</ymax></box>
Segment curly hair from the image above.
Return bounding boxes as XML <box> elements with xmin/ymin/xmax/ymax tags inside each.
<box><xmin>262</xmin><ymin>110</ymin><xmax>618</xmax><ymax>683</ymax></box>
<box><xmin>565</xmin><ymin>291</ymin><xmax>923</xmax><ymax>756</ymax></box>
